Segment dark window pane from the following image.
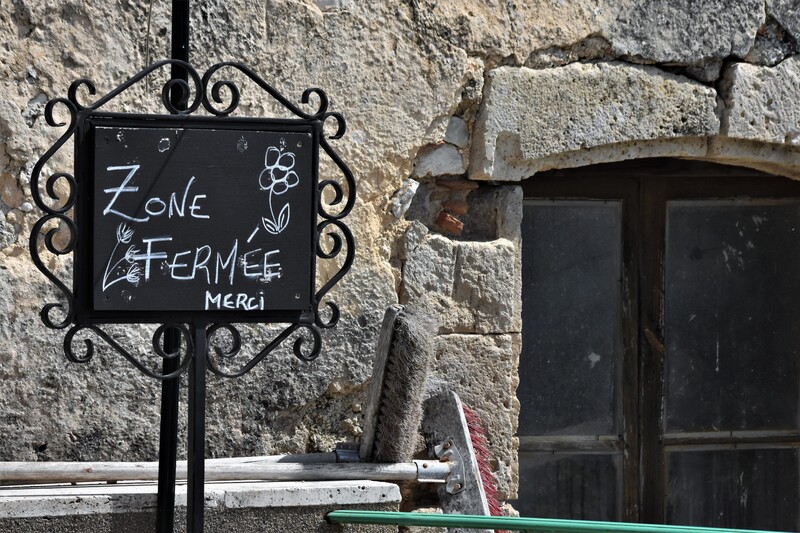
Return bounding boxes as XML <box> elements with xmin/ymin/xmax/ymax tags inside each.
<box><xmin>665</xmin><ymin>201</ymin><xmax>800</xmax><ymax>433</ymax></box>
<box><xmin>517</xmin><ymin>452</ymin><xmax>621</xmax><ymax>520</ymax></box>
<box><xmin>520</xmin><ymin>202</ymin><xmax>622</xmax><ymax>436</ymax></box>
<box><xmin>666</xmin><ymin>447</ymin><xmax>799</xmax><ymax>530</ymax></box>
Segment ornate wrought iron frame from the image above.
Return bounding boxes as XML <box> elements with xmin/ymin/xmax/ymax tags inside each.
<box><xmin>29</xmin><ymin>60</ymin><xmax>356</xmax><ymax>379</ymax></box>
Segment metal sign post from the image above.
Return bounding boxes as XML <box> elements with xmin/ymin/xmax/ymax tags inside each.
<box><xmin>28</xmin><ymin>55</ymin><xmax>355</xmax><ymax>531</ymax></box>
<box><xmin>188</xmin><ymin>321</ymin><xmax>206</xmax><ymax>531</ymax></box>
<box><xmin>157</xmin><ymin>2</ymin><xmax>189</xmax><ymax>531</ymax></box>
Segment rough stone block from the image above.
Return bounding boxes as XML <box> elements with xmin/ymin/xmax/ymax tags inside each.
<box><xmin>470</xmin><ymin>64</ymin><xmax>720</xmax><ymax>181</ymax></box>
<box><xmin>412</xmin><ymin>144</ymin><xmax>466</xmax><ymax>178</ymax></box>
<box><xmin>404</xmin><ymin>0</ymin><xmax>602</xmax><ymax>65</ymax></box>
<box><xmin>444</xmin><ymin>116</ymin><xmax>469</xmax><ymax>149</ymax></box>
<box><xmin>314</xmin><ymin>0</ymin><xmax>352</xmax><ymax>10</ymax></box>
<box><xmin>744</xmin><ymin>17</ymin><xmax>796</xmax><ymax>66</ymax></box>
<box><xmin>402</xmin><ymin>233</ymin><xmax>457</xmax><ymax>320</ymax></box>
<box><xmin>452</xmin><ymin>240</ymin><xmax>519</xmax><ymax>335</ymax></box>
<box><xmin>403</xmin><ymin>231</ymin><xmax>520</xmax><ymax>336</ymax></box>
<box><xmin>401</xmin><ymin>221</ymin><xmax>429</xmax><ymax>260</ymax></box>
<box><xmin>495</xmin><ymin>186</ymin><xmax>523</xmax><ymax>242</ymax></box>
<box><xmin>705</xmin><ymin>137</ymin><xmax>800</xmax><ymax>180</ymax></box>
<box><xmin>721</xmin><ymin>56</ymin><xmax>800</xmax><ymax>145</ymax></box>
<box><xmin>767</xmin><ymin>0</ymin><xmax>800</xmax><ymax>41</ymax></box>
<box><xmin>606</xmin><ymin>0</ymin><xmax>764</xmax><ymax>76</ymax></box>
<box><xmin>0</xmin><ymin>173</ymin><xmax>23</xmax><ymax>209</ymax></box>
<box><xmin>389</xmin><ymin>178</ymin><xmax>419</xmax><ymax>218</ymax></box>
<box><xmin>0</xmin><ymin>210</ymin><xmax>20</xmax><ymax>250</ymax></box>
<box><xmin>427</xmin><ymin>333</ymin><xmax>519</xmax><ymax>500</ymax></box>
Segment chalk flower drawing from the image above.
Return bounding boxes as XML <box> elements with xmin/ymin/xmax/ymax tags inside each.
<box><xmin>103</xmin><ymin>222</ymin><xmax>142</xmax><ymax>291</ymax></box>
<box><xmin>258</xmin><ymin>145</ymin><xmax>299</xmax><ymax>235</ymax></box>
<box><xmin>116</xmin><ymin>222</ymin><xmax>134</xmax><ymax>244</ymax></box>
<box><xmin>125</xmin><ymin>263</ymin><xmax>141</xmax><ymax>285</ymax></box>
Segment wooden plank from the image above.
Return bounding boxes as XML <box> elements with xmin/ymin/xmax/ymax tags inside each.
<box><xmin>663</xmin><ymin>431</ymin><xmax>800</xmax><ymax>446</ymax></box>
<box><xmin>359</xmin><ymin>304</ymin><xmax>403</xmax><ymax>461</ymax></box>
<box><xmin>620</xmin><ymin>175</ymin><xmax>641</xmax><ymax>522</ymax></box>
<box><xmin>664</xmin><ymin>442</ymin><xmax>800</xmax><ymax>452</ymax></box>
<box><xmin>518</xmin><ymin>438</ymin><xmax>623</xmax><ymax>453</ymax></box>
<box><xmin>639</xmin><ymin>175</ymin><xmax>667</xmax><ymax>523</ymax></box>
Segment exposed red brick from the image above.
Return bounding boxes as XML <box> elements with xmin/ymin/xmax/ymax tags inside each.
<box><xmin>435</xmin><ymin>211</ymin><xmax>464</xmax><ymax>235</ymax></box>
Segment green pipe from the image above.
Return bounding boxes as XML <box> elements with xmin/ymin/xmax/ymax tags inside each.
<box><xmin>326</xmin><ymin>510</ymin><xmax>791</xmax><ymax>533</ymax></box>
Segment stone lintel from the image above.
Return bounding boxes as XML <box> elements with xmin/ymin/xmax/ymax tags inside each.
<box><xmin>470</xmin><ymin>63</ymin><xmax>720</xmax><ymax>181</ymax></box>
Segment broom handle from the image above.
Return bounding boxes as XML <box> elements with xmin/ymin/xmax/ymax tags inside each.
<box><xmin>0</xmin><ymin>458</ymin><xmax>449</xmax><ymax>485</ymax></box>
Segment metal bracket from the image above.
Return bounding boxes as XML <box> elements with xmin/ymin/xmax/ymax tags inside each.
<box><xmin>432</xmin><ymin>438</ymin><xmax>467</xmax><ymax>493</ymax></box>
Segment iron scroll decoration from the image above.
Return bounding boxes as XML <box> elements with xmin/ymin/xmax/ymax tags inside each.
<box><xmin>29</xmin><ymin>60</ymin><xmax>356</xmax><ymax>379</ymax></box>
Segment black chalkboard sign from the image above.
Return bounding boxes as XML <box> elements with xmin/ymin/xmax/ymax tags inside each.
<box><xmin>30</xmin><ymin>60</ymin><xmax>357</xmax><ymax>533</ymax></box>
<box><xmin>76</xmin><ymin>115</ymin><xmax>319</xmax><ymax>323</ymax></box>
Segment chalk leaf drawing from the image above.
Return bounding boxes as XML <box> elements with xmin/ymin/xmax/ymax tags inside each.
<box><xmin>258</xmin><ymin>144</ymin><xmax>299</xmax><ymax>235</ymax></box>
<box><xmin>102</xmin><ymin>222</ymin><xmax>142</xmax><ymax>291</ymax></box>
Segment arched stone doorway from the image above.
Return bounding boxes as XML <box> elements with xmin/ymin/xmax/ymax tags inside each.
<box><xmin>402</xmin><ymin>41</ymin><xmax>800</xmax><ymax>518</ymax></box>
<box><xmin>517</xmin><ymin>158</ymin><xmax>800</xmax><ymax>529</ymax></box>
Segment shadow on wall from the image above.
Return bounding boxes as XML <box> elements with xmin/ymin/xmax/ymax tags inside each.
<box><xmin>405</xmin><ymin>180</ymin><xmax>521</xmax><ymax>242</ymax></box>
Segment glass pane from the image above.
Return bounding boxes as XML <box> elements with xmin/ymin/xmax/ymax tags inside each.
<box><xmin>517</xmin><ymin>452</ymin><xmax>621</xmax><ymax>520</ymax></box>
<box><xmin>520</xmin><ymin>202</ymin><xmax>622</xmax><ymax>436</ymax></box>
<box><xmin>665</xmin><ymin>201</ymin><xmax>800</xmax><ymax>433</ymax></box>
<box><xmin>666</xmin><ymin>447</ymin><xmax>799</xmax><ymax>530</ymax></box>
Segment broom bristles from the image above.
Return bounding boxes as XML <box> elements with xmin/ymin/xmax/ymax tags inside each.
<box><xmin>373</xmin><ymin>310</ymin><xmax>434</xmax><ymax>463</ymax></box>
<box><xmin>365</xmin><ymin>307</ymin><xmax>505</xmax><ymax>525</ymax></box>
<box><xmin>463</xmin><ymin>405</ymin><xmax>505</xmax><ymax>531</ymax></box>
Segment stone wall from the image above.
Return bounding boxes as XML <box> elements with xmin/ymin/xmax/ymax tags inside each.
<box><xmin>2</xmin><ymin>0</ymin><xmax>799</xmax><ymax>506</ymax></box>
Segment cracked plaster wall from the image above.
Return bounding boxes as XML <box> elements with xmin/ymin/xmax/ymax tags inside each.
<box><xmin>2</xmin><ymin>0</ymin><xmax>800</xmax><ymax>508</ymax></box>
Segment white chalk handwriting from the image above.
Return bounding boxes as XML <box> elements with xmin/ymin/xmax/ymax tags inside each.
<box><xmin>103</xmin><ymin>165</ymin><xmax>209</xmax><ymax>222</ymax></box>
<box><xmin>99</xmin><ymin>138</ymin><xmax>302</xmax><ymax>309</ymax></box>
